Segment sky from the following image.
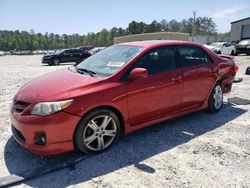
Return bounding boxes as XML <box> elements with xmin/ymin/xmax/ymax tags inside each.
<box><xmin>0</xmin><ymin>0</ymin><xmax>249</xmax><ymax>35</ymax></box>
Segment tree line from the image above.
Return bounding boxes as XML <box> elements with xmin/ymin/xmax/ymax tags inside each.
<box><xmin>0</xmin><ymin>17</ymin><xmax>218</xmax><ymax>51</ymax></box>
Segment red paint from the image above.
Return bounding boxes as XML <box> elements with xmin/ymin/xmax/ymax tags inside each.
<box><xmin>10</xmin><ymin>41</ymin><xmax>237</xmax><ymax>155</ymax></box>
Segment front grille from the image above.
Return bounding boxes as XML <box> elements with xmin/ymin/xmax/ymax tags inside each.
<box><xmin>12</xmin><ymin>125</ymin><xmax>26</xmax><ymax>143</ymax></box>
<box><xmin>12</xmin><ymin>100</ymin><xmax>30</xmax><ymax>114</ymax></box>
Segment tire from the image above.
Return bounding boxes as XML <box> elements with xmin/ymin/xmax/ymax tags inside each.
<box><xmin>74</xmin><ymin>109</ymin><xmax>121</xmax><ymax>154</ymax></box>
<box><xmin>217</xmin><ymin>51</ymin><xmax>221</xmax><ymax>54</ymax></box>
<box><xmin>231</xmin><ymin>50</ymin><xmax>235</xmax><ymax>55</ymax></box>
<box><xmin>247</xmin><ymin>52</ymin><xmax>250</xmax><ymax>56</ymax></box>
<box><xmin>53</xmin><ymin>59</ymin><xmax>60</xmax><ymax>66</ymax></box>
<box><xmin>208</xmin><ymin>84</ymin><xmax>223</xmax><ymax>112</ymax></box>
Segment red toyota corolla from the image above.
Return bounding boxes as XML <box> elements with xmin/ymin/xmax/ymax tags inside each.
<box><xmin>10</xmin><ymin>41</ymin><xmax>238</xmax><ymax>155</ymax></box>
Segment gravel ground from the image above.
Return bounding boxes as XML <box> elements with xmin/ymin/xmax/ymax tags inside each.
<box><xmin>0</xmin><ymin>55</ymin><xmax>249</xmax><ymax>188</ymax></box>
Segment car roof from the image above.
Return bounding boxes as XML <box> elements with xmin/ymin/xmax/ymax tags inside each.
<box><xmin>117</xmin><ymin>40</ymin><xmax>204</xmax><ymax>48</ymax></box>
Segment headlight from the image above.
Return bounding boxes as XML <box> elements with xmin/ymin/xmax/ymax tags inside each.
<box><xmin>247</xmin><ymin>46</ymin><xmax>250</xmax><ymax>48</ymax></box>
<box><xmin>31</xmin><ymin>99</ymin><xmax>73</xmax><ymax>116</ymax></box>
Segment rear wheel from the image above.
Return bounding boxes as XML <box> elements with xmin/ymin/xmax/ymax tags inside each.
<box><xmin>231</xmin><ymin>50</ymin><xmax>235</xmax><ymax>55</ymax></box>
<box><xmin>208</xmin><ymin>84</ymin><xmax>223</xmax><ymax>112</ymax></box>
<box><xmin>74</xmin><ymin>109</ymin><xmax>121</xmax><ymax>154</ymax></box>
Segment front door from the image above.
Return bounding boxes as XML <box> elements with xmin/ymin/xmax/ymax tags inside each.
<box><xmin>126</xmin><ymin>46</ymin><xmax>183</xmax><ymax>126</ymax></box>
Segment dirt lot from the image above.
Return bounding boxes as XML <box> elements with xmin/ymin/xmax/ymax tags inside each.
<box><xmin>0</xmin><ymin>55</ymin><xmax>249</xmax><ymax>188</ymax></box>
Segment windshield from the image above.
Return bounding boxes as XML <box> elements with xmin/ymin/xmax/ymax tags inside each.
<box><xmin>210</xmin><ymin>43</ymin><xmax>223</xmax><ymax>48</ymax></box>
<box><xmin>76</xmin><ymin>45</ymin><xmax>144</xmax><ymax>77</ymax></box>
<box><xmin>239</xmin><ymin>40</ymin><xmax>250</xmax><ymax>45</ymax></box>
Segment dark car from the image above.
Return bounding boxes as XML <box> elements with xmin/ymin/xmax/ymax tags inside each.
<box><xmin>42</xmin><ymin>49</ymin><xmax>91</xmax><ymax>65</ymax></box>
<box><xmin>235</xmin><ymin>39</ymin><xmax>250</xmax><ymax>55</ymax></box>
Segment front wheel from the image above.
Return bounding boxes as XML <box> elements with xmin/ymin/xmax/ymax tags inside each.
<box><xmin>74</xmin><ymin>109</ymin><xmax>121</xmax><ymax>154</ymax></box>
<box><xmin>53</xmin><ymin>58</ymin><xmax>60</xmax><ymax>66</ymax></box>
<box><xmin>208</xmin><ymin>84</ymin><xmax>223</xmax><ymax>112</ymax></box>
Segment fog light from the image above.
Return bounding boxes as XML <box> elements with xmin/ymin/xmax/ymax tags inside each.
<box><xmin>36</xmin><ymin>132</ymin><xmax>46</xmax><ymax>146</ymax></box>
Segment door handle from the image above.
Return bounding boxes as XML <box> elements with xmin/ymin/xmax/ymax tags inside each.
<box><xmin>172</xmin><ymin>77</ymin><xmax>182</xmax><ymax>81</ymax></box>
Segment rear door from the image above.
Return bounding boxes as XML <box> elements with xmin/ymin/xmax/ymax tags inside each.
<box><xmin>126</xmin><ymin>46</ymin><xmax>183</xmax><ymax>126</ymax></box>
<box><xmin>62</xmin><ymin>50</ymin><xmax>73</xmax><ymax>62</ymax></box>
<box><xmin>177</xmin><ymin>45</ymin><xmax>216</xmax><ymax>109</ymax></box>
<box><xmin>72</xmin><ymin>49</ymin><xmax>83</xmax><ymax>62</ymax></box>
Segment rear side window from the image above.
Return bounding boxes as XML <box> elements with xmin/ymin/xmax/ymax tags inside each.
<box><xmin>177</xmin><ymin>46</ymin><xmax>211</xmax><ymax>68</ymax></box>
<box><xmin>134</xmin><ymin>47</ymin><xmax>176</xmax><ymax>75</ymax></box>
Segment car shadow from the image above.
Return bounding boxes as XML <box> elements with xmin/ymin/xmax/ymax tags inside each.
<box><xmin>3</xmin><ymin>102</ymin><xmax>247</xmax><ymax>187</ymax></box>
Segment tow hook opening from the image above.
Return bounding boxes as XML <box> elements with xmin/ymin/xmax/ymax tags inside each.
<box><xmin>36</xmin><ymin>132</ymin><xmax>46</xmax><ymax>146</ymax></box>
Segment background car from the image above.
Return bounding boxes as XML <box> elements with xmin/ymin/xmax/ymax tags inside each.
<box><xmin>235</xmin><ymin>39</ymin><xmax>250</xmax><ymax>55</ymax></box>
<box><xmin>204</xmin><ymin>42</ymin><xmax>236</xmax><ymax>55</ymax></box>
<box><xmin>42</xmin><ymin>48</ymin><xmax>92</xmax><ymax>65</ymax></box>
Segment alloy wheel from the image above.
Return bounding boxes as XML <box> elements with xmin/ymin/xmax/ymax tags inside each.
<box><xmin>83</xmin><ymin>115</ymin><xmax>117</xmax><ymax>151</ymax></box>
<box><xmin>213</xmin><ymin>85</ymin><xmax>223</xmax><ymax>110</ymax></box>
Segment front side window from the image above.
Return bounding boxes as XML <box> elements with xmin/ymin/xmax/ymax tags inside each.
<box><xmin>76</xmin><ymin>45</ymin><xmax>144</xmax><ymax>77</ymax></box>
<box><xmin>177</xmin><ymin>46</ymin><xmax>211</xmax><ymax>68</ymax></box>
<box><xmin>132</xmin><ymin>47</ymin><xmax>176</xmax><ymax>75</ymax></box>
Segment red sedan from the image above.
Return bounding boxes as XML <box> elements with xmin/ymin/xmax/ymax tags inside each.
<box><xmin>10</xmin><ymin>41</ymin><xmax>238</xmax><ymax>155</ymax></box>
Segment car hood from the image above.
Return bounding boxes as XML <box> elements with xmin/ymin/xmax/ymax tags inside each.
<box><xmin>14</xmin><ymin>68</ymin><xmax>104</xmax><ymax>103</ymax></box>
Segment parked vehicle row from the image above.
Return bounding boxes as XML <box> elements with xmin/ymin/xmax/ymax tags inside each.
<box><xmin>10</xmin><ymin>40</ymin><xmax>238</xmax><ymax>155</ymax></box>
<box><xmin>204</xmin><ymin>39</ymin><xmax>250</xmax><ymax>56</ymax></box>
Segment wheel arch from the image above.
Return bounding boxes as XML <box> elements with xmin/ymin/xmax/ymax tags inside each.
<box><xmin>205</xmin><ymin>77</ymin><xmax>223</xmax><ymax>101</ymax></box>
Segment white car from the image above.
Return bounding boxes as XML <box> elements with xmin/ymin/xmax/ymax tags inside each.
<box><xmin>0</xmin><ymin>51</ymin><xmax>5</xmax><ymax>56</ymax></box>
<box><xmin>204</xmin><ymin>42</ymin><xmax>236</xmax><ymax>55</ymax></box>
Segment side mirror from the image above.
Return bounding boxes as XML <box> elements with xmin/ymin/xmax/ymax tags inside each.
<box><xmin>129</xmin><ymin>68</ymin><xmax>149</xmax><ymax>80</ymax></box>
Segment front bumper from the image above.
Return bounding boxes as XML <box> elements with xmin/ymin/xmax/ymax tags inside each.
<box><xmin>42</xmin><ymin>58</ymin><xmax>53</xmax><ymax>64</ymax></box>
<box><xmin>10</xmin><ymin>110</ymin><xmax>81</xmax><ymax>155</ymax></box>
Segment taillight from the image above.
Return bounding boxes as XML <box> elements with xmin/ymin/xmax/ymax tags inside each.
<box><xmin>233</xmin><ymin>65</ymin><xmax>239</xmax><ymax>72</ymax></box>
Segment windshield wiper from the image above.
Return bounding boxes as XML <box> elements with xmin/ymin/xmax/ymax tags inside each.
<box><xmin>76</xmin><ymin>67</ymin><xmax>96</xmax><ymax>77</ymax></box>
